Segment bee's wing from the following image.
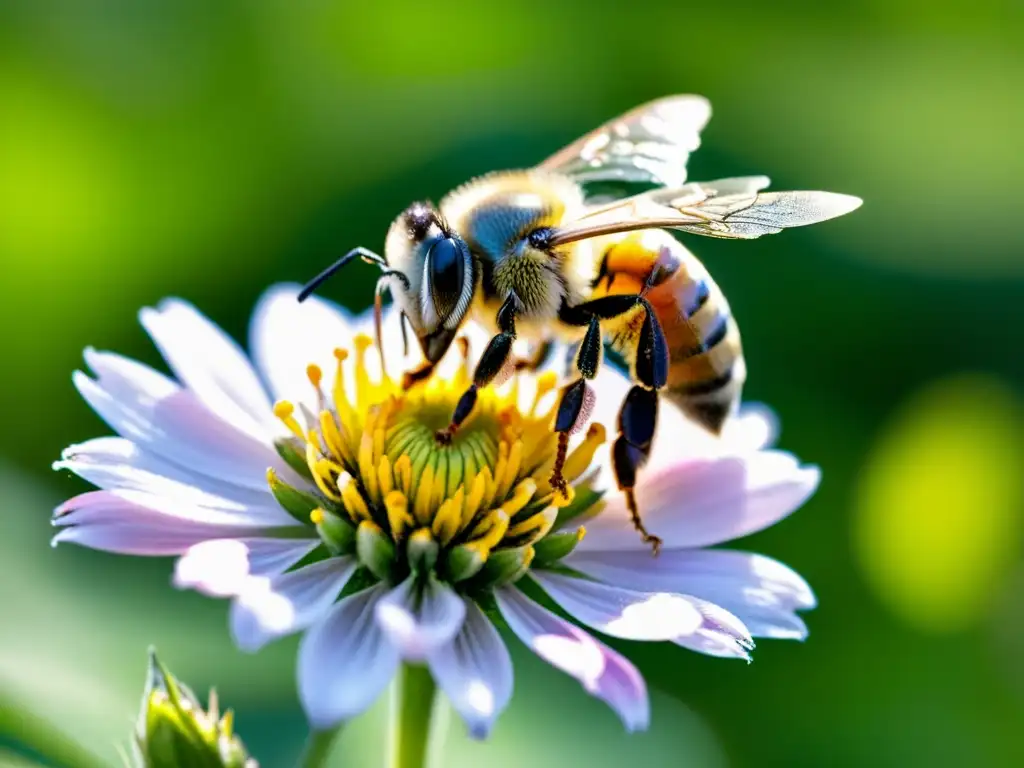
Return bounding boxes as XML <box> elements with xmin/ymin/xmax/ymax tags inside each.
<box><xmin>536</xmin><ymin>95</ymin><xmax>712</xmax><ymax>188</ymax></box>
<box><xmin>547</xmin><ymin>176</ymin><xmax>862</xmax><ymax>246</ymax></box>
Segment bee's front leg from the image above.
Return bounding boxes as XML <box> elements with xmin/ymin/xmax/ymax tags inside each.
<box><xmin>435</xmin><ymin>293</ymin><xmax>519</xmax><ymax>444</ymax></box>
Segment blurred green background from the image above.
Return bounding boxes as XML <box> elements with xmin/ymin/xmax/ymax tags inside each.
<box><xmin>2</xmin><ymin>1</ymin><xmax>1023</xmax><ymax>766</ymax></box>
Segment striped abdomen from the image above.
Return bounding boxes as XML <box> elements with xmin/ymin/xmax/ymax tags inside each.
<box><xmin>594</xmin><ymin>230</ymin><xmax>745</xmax><ymax>434</ymax></box>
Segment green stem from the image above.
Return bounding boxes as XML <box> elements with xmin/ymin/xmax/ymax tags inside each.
<box><xmin>300</xmin><ymin>724</ymin><xmax>344</xmax><ymax>768</ymax></box>
<box><xmin>0</xmin><ymin>694</ymin><xmax>108</xmax><ymax>768</ymax></box>
<box><xmin>387</xmin><ymin>664</ymin><xmax>442</xmax><ymax>768</ymax></box>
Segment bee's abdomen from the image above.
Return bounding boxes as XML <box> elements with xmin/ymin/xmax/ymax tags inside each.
<box><xmin>598</xmin><ymin>231</ymin><xmax>745</xmax><ymax>435</ymax></box>
<box><xmin>653</xmin><ymin>272</ymin><xmax>745</xmax><ymax>435</ymax></box>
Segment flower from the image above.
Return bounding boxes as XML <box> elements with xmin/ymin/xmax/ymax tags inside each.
<box><xmin>54</xmin><ymin>283</ymin><xmax>819</xmax><ymax>737</ymax></box>
<box><xmin>134</xmin><ymin>649</ymin><xmax>255</xmax><ymax>768</ymax></box>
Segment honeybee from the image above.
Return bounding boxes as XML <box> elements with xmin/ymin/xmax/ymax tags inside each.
<box><xmin>300</xmin><ymin>95</ymin><xmax>861</xmax><ymax>553</ymax></box>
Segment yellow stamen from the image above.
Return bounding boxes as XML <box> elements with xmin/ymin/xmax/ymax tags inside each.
<box><xmin>465</xmin><ymin>467</ymin><xmax>492</xmax><ymax>526</ymax></box>
<box><xmin>498</xmin><ymin>478</ymin><xmax>537</xmax><ymax>519</ymax></box>
<box><xmin>306</xmin><ymin>442</ymin><xmax>343</xmax><ymax>502</ymax></box>
<box><xmin>341</xmin><ymin>477</ymin><xmax>372</xmax><ymax>522</ymax></box>
<box><xmin>507</xmin><ymin>507</ymin><xmax>557</xmax><ymax>540</ymax></box>
<box><xmin>358</xmin><ymin>431</ymin><xmax>379</xmax><ymax>505</ymax></box>
<box><xmin>377</xmin><ymin>455</ymin><xmax>394</xmax><ymax>498</ymax></box>
<box><xmin>273</xmin><ymin>401</ymin><xmax>306</xmax><ymax>442</ymax></box>
<box><xmin>394</xmin><ymin>454</ymin><xmax>412</xmax><ymax>496</ymax></box>
<box><xmin>310</xmin><ymin>508</ymin><xmax>325</xmax><ymax>525</ymax></box>
<box><xmin>307</xmin><ymin>364</ymin><xmax>323</xmax><ymax>390</ymax></box>
<box><xmin>413</xmin><ymin>464</ymin><xmax>435</xmax><ymax>525</ymax></box>
<box><xmin>530</xmin><ymin>371</ymin><xmax>558</xmax><ymax>415</ymax></box>
<box><xmin>432</xmin><ymin>497</ymin><xmax>462</xmax><ymax>545</ymax></box>
<box><xmin>495</xmin><ymin>440</ymin><xmax>523</xmax><ymax>500</ymax></box>
<box><xmin>562</xmin><ymin>423</ymin><xmax>607</xmax><ymax>484</ymax></box>
<box><xmin>469</xmin><ymin>509</ymin><xmax>510</xmax><ymax>551</ymax></box>
<box><xmin>384</xmin><ymin>490</ymin><xmax>414</xmax><ymax>541</ymax></box>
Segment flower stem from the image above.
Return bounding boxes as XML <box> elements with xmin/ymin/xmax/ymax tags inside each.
<box><xmin>300</xmin><ymin>724</ymin><xmax>343</xmax><ymax>768</ymax></box>
<box><xmin>387</xmin><ymin>663</ymin><xmax>442</xmax><ymax>768</ymax></box>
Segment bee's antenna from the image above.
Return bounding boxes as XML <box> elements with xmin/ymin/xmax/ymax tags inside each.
<box><xmin>298</xmin><ymin>247</ymin><xmax>388</xmax><ymax>303</ymax></box>
<box><xmin>399</xmin><ymin>311</ymin><xmax>411</xmax><ymax>357</ymax></box>
<box><xmin>373</xmin><ymin>276</ymin><xmax>389</xmax><ymax>374</ymax></box>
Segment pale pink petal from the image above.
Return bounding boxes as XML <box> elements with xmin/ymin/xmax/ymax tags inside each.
<box><xmin>566</xmin><ymin>549</ymin><xmax>815</xmax><ymax>610</ymax></box>
<box><xmin>427</xmin><ymin>598</ymin><xmax>513</xmax><ymax>739</ymax></box>
<box><xmin>298</xmin><ymin>584</ymin><xmax>400</xmax><ymax>728</ymax></box>
<box><xmin>566</xmin><ymin>548</ymin><xmax>813</xmax><ymax>640</ymax></box>
<box><xmin>496</xmin><ymin>588</ymin><xmax>649</xmax><ymax>732</ymax></box>
<box><xmin>75</xmin><ymin>352</ymin><xmax>289</xmax><ymax>491</ymax></box>
<box><xmin>374</xmin><ymin>575</ymin><xmax>466</xmax><ymax>661</ymax></box>
<box><xmin>52</xmin><ymin>491</ymin><xmax>289</xmax><ymax>555</ymax></box>
<box><xmin>55</xmin><ymin>450</ymin><xmax>291</xmax><ymax>527</ymax></box>
<box><xmin>531</xmin><ymin>572</ymin><xmax>703</xmax><ymax>641</ymax></box>
<box><xmin>56</xmin><ymin>437</ymin><xmax>275</xmax><ymax>509</ymax></box>
<box><xmin>576</xmin><ymin>452</ymin><xmax>820</xmax><ymax>551</ymax></box>
<box><xmin>173</xmin><ymin>538</ymin><xmax>319</xmax><ymax>597</ymax></box>
<box><xmin>673</xmin><ymin>599</ymin><xmax>755</xmax><ymax>661</ymax></box>
<box><xmin>140</xmin><ymin>300</ymin><xmax>277</xmax><ymax>440</ymax></box>
<box><xmin>231</xmin><ymin>556</ymin><xmax>357</xmax><ymax>651</ymax></box>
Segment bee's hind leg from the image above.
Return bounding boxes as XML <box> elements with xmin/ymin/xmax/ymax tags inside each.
<box><xmin>554</xmin><ymin>292</ymin><xmax>669</xmax><ymax>555</ymax></box>
<box><xmin>612</xmin><ymin>385</ymin><xmax>663</xmax><ymax>556</ymax></box>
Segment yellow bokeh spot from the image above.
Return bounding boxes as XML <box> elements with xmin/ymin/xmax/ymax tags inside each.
<box><xmin>854</xmin><ymin>373</ymin><xmax>1024</xmax><ymax>633</ymax></box>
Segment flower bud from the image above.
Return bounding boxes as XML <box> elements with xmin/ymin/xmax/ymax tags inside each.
<box><xmin>532</xmin><ymin>527</ymin><xmax>586</xmax><ymax>566</ymax></box>
<box><xmin>357</xmin><ymin>520</ymin><xmax>396</xmax><ymax>582</ymax></box>
<box><xmin>135</xmin><ymin>649</ymin><xmax>256</xmax><ymax>768</ymax></box>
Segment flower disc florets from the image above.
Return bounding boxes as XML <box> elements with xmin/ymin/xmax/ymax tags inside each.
<box><xmin>269</xmin><ymin>334</ymin><xmax>603</xmax><ymax>596</ymax></box>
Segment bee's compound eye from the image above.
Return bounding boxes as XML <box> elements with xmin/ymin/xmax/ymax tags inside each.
<box><xmin>427</xmin><ymin>237</ymin><xmax>467</xmax><ymax>322</ymax></box>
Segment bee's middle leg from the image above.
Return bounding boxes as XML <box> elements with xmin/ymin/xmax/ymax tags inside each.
<box><xmin>436</xmin><ymin>293</ymin><xmax>519</xmax><ymax>444</ymax></box>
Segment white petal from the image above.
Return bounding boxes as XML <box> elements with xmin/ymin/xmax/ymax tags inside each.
<box><xmin>496</xmin><ymin>588</ymin><xmax>649</xmax><ymax>732</ymax></box>
<box><xmin>427</xmin><ymin>598</ymin><xmax>513</xmax><ymax>739</ymax></box>
<box><xmin>173</xmin><ymin>538</ymin><xmax>319</xmax><ymax>597</ymax></box>
<box><xmin>726</xmin><ymin>403</ymin><xmax>779</xmax><ymax>452</ymax></box>
<box><xmin>576</xmin><ymin>452</ymin><xmax>820</xmax><ymax>551</ymax></box>
<box><xmin>567</xmin><ymin>548</ymin><xmax>813</xmax><ymax>641</ymax></box>
<box><xmin>374</xmin><ymin>575</ymin><xmax>466</xmax><ymax>661</ymax></box>
<box><xmin>298</xmin><ymin>584</ymin><xmax>400</xmax><ymax>728</ymax></box>
<box><xmin>531</xmin><ymin>572</ymin><xmax>703</xmax><ymax>641</ymax></box>
<box><xmin>51</xmin><ymin>492</ymin><xmax>277</xmax><ymax>555</ymax></box>
<box><xmin>75</xmin><ymin>352</ymin><xmax>288</xmax><ymax>491</ymax></box>
<box><xmin>231</xmin><ymin>556</ymin><xmax>357</xmax><ymax>652</ymax></box>
<box><xmin>566</xmin><ymin>548</ymin><xmax>815</xmax><ymax>610</ymax></box>
<box><xmin>140</xmin><ymin>300</ymin><xmax>276</xmax><ymax>440</ymax></box>
<box><xmin>56</xmin><ymin>437</ymin><xmax>274</xmax><ymax>510</ymax></box>
<box><xmin>248</xmin><ymin>283</ymin><xmax>357</xmax><ymax>405</ymax></box>
<box><xmin>55</xmin><ymin>446</ymin><xmax>291</xmax><ymax>527</ymax></box>
<box><xmin>673</xmin><ymin>598</ymin><xmax>755</xmax><ymax>661</ymax></box>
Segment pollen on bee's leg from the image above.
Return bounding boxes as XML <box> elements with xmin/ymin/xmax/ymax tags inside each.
<box><xmin>491</xmin><ymin>353</ymin><xmax>516</xmax><ymax>388</ymax></box>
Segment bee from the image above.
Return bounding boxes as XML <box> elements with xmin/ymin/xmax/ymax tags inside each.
<box><xmin>299</xmin><ymin>95</ymin><xmax>861</xmax><ymax>553</ymax></box>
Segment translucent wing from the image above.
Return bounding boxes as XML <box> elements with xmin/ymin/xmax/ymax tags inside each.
<box><xmin>536</xmin><ymin>95</ymin><xmax>712</xmax><ymax>188</ymax></box>
<box><xmin>546</xmin><ymin>176</ymin><xmax>863</xmax><ymax>246</ymax></box>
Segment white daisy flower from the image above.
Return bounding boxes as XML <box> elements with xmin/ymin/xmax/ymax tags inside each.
<box><xmin>54</xmin><ymin>283</ymin><xmax>818</xmax><ymax>741</ymax></box>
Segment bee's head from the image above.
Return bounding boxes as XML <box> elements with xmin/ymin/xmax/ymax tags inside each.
<box><xmin>385</xmin><ymin>202</ymin><xmax>475</xmax><ymax>364</ymax></box>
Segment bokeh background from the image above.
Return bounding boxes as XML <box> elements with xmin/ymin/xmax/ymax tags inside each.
<box><xmin>2</xmin><ymin>1</ymin><xmax>1023</xmax><ymax>766</ymax></box>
